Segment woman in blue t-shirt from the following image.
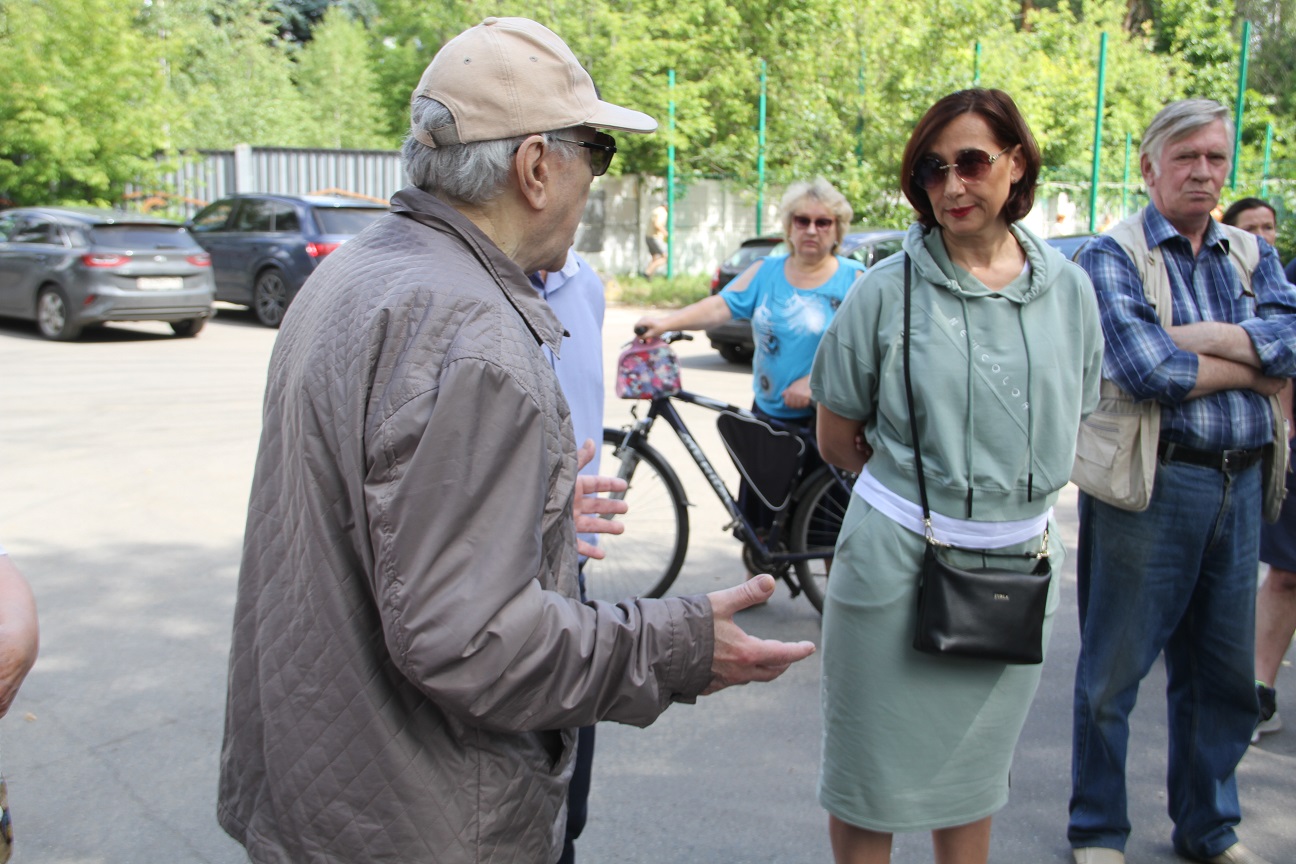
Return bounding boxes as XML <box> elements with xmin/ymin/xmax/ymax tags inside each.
<box><xmin>635</xmin><ymin>177</ymin><xmax>862</xmax><ymax>419</ymax></box>
<box><xmin>634</xmin><ymin>177</ymin><xmax>864</xmax><ymax>539</ymax></box>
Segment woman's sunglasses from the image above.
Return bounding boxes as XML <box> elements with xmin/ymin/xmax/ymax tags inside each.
<box><xmin>912</xmin><ymin>146</ymin><xmax>1012</xmax><ymax>191</ymax></box>
<box><xmin>792</xmin><ymin>215</ymin><xmax>836</xmax><ymax>230</ymax></box>
<box><xmin>553</xmin><ymin>132</ymin><xmax>618</xmax><ymax>177</ymax></box>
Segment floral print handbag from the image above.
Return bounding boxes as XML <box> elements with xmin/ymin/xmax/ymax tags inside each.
<box><xmin>615</xmin><ymin>337</ymin><xmax>681</xmax><ymax>400</ymax></box>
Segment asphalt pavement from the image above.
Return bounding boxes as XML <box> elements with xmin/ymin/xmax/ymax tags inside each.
<box><xmin>0</xmin><ymin>303</ymin><xmax>1290</xmax><ymax>863</ymax></box>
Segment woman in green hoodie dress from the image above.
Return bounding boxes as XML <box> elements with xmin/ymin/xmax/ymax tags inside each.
<box><xmin>809</xmin><ymin>89</ymin><xmax>1104</xmax><ymax>863</ymax></box>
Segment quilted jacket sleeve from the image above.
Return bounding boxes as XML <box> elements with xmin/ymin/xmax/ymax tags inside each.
<box><xmin>365</xmin><ymin>353</ymin><xmax>714</xmax><ymax>732</ymax></box>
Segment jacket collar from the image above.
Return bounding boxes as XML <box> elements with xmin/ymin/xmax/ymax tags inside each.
<box><xmin>1142</xmin><ymin>203</ymin><xmax>1229</xmax><ymax>257</ymax></box>
<box><xmin>388</xmin><ymin>186</ymin><xmax>566</xmax><ymax>355</ymax></box>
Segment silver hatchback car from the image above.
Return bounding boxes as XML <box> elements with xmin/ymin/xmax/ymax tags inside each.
<box><xmin>0</xmin><ymin>207</ymin><xmax>216</xmax><ymax>340</ymax></box>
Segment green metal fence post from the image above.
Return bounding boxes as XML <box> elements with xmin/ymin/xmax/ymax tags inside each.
<box><xmin>756</xmin><ymin>59</ymin><xmax>767</xmax><ymax>235</ymax></box>
<box><xmin>667</xmin><ymin>69</ymin><xmax>676</xmax><ymax>279</ymax></box>
<box><xmin>1088</xmin><ymin>32</ymin><xmax>1107</xmax><ymax>233</ymax></box>
<box><xmin>1230</xmin><ymin>20</ymin><xmax>1250</xmax><ymax>190</ymax></box>
<box><xmin>974</xmin><ymin>42</ymin><xmax>981</xmax><ymax>87</ymax></box>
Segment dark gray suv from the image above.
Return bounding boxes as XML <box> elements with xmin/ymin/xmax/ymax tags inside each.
<box><xmin>187</xmin><ymin>194</ymin><xmax>388</xmax><ymax>327</ymax></box>
<box><xmin>0</xmin><ymin>207</ymin><xmax>215</xmax><ymax>340</ymax></box>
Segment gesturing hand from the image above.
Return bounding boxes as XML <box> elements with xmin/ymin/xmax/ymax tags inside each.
<box><xmin>702</xmin><ymin>575</ymin><xmax>816</xmax><ymax>695</ymax></box>
<box><xmin>573</xmin><ymin>439</ymin><xmax>629</xmax><ymax>560</ymax></box>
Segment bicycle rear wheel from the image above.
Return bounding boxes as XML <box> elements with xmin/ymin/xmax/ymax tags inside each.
<box><xmin>581</xmin><ymin>428</ymin><xmax>690</xmax><ymax>602</ymax></box>
<box><xmin>789</xmin><ymin>468</ymin><xmax>854</xmax><ymax>613</ymax></box>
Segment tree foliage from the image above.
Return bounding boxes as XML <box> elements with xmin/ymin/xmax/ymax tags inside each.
<box><xmin>1</xmin><ymin>0</ymin><xmax>1294</xmax><ymax>219</ymax></box>
<box><xmin>0</xmin><ymin>0</ymin><xmax>174</xmax><ymax>204</ymax></box>
<box><xmin>295</xmin><ymin>8</ymin><xmax>387</xmax><ymax>148</ymax></box>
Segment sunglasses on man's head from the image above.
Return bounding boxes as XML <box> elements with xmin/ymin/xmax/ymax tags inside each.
<box><xmin>912</xmin><ymin>146</ymin><xmax>1012</xmax><ymax>191</ymax></box>
<box><xmin>553</xmin><ymin>131</ymin><xmax>618</xmax><ymax>177</ymax></box>
<box><xmin>792</xmin><ymin>215</ymin><xmax>835</xmax><ymax>230</ymax></box>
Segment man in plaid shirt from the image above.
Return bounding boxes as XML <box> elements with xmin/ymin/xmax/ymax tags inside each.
<box><xmin>1068</xmin><ymin>100</ymin><xmax>1296</xmax><ymax>864</ymax></box>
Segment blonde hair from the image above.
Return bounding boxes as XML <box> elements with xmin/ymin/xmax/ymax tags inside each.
<box><xmin>777</xmin><ymin>177</ymin><xmax>853</xmax><ymax>253</ymax></box>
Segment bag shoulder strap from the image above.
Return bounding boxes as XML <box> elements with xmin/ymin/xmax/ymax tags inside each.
<box><xmin>901</xmin><ymin>254</ymin><xmax>931</xmax><ymax>519</ymax></box>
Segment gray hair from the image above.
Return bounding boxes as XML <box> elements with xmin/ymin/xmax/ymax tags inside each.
<box><xmin>1140</xmin><ymin>99</ymin><xmax>1235</xmax><ymax>176</ymax></box>
<box><xmin>777</xmin><ymin>177</ymin><xmax>854</xmax><ymax>252</ymax></box>
<box><xmin>401</xmin><ymin>97</ymin><xmax>579</xmax><ymax>205</ymax></box>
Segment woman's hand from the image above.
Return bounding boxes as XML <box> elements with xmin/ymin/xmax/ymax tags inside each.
<box><xmin>634</xmin><ymin>317</ymin><xmax>668</xmax><ymax>341</ymax></box>
<box><xmin>854</xmin><ymin>424</ymin><xmax>874</xmax><ymax>464</ymax></box>
<box><xmin>781</xmin><ymin>376</ymin><xmax>812</xmax><ymax>410</ymax></box>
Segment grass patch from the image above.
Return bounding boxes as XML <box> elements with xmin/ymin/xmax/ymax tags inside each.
<box><xmin>605</xmin><ymin>274</ymin><xmax>710</xmax><ymax>308</ymax></box>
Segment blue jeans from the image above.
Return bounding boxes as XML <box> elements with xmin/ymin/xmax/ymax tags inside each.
<box><xmin>1068</xmin><ymin>459</ymin><xmax>1261</xmax><ymax>858</ymax></box>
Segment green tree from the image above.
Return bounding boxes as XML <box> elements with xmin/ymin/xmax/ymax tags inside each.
<box><xmin>1151</xmin><ymin>0</ymin><xmax>1238</xmax><ymax>102</ymax></box>
<box><xmin>295</xmin><ymin>8</ymin><xmax>391</xmax><ymax>148</ymax></box>
<box><xmin>0</xmin><ymin>0</ymin><xmax>175</xmax><ymax>205</ymax></box>
<box><xmin>158</xmin><ymin>0</ymin><xmax>312</xmax><ymax>149</ymax></box>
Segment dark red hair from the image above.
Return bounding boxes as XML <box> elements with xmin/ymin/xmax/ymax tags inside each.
<box><xmin>899</xmin><ymin>88</ymin><xmax>1042</xmax><ymax>229</ymax></box>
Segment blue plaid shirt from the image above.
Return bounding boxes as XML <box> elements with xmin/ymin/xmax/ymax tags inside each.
<box><xmin>1078</xmin><ymin>205</ymin><xmax>1296</xmax><ymax>451</ymax></box>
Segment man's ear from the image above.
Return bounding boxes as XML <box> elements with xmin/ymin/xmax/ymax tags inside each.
<box><xmin>514</xmin><ymin>135</ymin><xmax>549</xmax><ymax>211</ymax></box>
<box><xmin>1140</xmin><ymin>153</ymin><xmax>1156</xmax><ymax>185</ymax></box>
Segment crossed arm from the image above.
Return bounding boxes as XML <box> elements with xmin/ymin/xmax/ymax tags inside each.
<box><xmin>1080</xmin><ymin>237</ymin><xmax>1296</xmax><ymax>404</ymax></box>
<box><xmin>1167</xmin><ymin>322</ymin><xmax>1286</xmax><ymax>400</ymax></box>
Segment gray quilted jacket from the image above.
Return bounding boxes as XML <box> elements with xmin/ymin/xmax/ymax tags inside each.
<box><xmin>217</xmin><ymin>187</ymin><xmax>715</xmax><ymax>863</ymax></box>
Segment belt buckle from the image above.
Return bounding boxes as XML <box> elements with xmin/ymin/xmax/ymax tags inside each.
<box><xmin>1221</xmin><ymin>448</ymin><xmax>1247</xmax><ymax>472</ymax></box>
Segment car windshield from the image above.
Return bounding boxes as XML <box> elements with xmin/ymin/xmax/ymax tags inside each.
<box><xmin>726</xmin><ymin>242</ymin><xmax>779</xmax><ymax>269</ymax></box>
<box><xmin>314</xmin><ymin>207</ymin><xmax>385</xmax><ymax>235</ymax></box>
<box><xmin>88</xmin><ymin>224</ymin><xmax>194</xmax><ymax>250</ymax></box>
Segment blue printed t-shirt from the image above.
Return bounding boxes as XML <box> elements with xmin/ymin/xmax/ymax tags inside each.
<box><xmin>720</xmin><ymin>253</ymin><xmax>863</xmax><ymax>419</ymax></box>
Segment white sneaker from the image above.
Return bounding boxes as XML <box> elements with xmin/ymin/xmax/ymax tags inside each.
<box><xmin>1251</xmin><ymin>710</ymin><xmax>1281</xmax><ymax>744</ymax></box>
<box><xmin>1198</xmin><ymin>843</ymin><xmax>1276</xmax><ymax>864</ymax></box>
<box><xmin>1073</xmin><ymin>848</ymin><xmax>1125</xmax><ymax>864</ymax></box>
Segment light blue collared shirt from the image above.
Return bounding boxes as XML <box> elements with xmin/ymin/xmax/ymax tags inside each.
<box><xmin>531</xmin><ymin>250</ymin><xmax>606</xmax><ymax>558</ymax></box>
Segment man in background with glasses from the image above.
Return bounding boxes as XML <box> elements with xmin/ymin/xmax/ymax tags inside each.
<box><xmin>217</xmin><ymin>16</ymin><xmax>814</xmax><ymax>864</ymax></box>
<box><xmin>1068</xmin><ymin>99</ymin><xmax>1296</xmax><ymax>864</ymax></box>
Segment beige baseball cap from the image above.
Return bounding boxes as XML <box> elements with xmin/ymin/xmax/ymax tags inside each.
<box><xmin>410</xmin><ymin>17</ymin><xmax>657</xmax><ymax>148</ymax></box>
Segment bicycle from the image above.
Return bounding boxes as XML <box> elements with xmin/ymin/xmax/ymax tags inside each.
<box><xmin>583</xmin><ymin>332</ymin><xmax>856</xmax><ymax>612</ymax></box>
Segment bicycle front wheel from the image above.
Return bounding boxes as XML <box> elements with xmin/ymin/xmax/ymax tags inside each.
<box><xmin>581</xmin><ymin>428</ymin><xmax>690</xmax><ymax>603</ymax></box>
<box><xmin>789</xmin><ymin>468</ymin><xmax>854</xmax><ymax>613</ymax></box>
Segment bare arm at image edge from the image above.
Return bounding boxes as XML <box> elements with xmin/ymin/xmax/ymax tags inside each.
<box><xmin>0</xmin><ymin>551</ymin><xmax>39</xmax><ymax>718</ymax></box>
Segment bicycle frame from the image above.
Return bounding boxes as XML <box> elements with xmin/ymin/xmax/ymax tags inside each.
<box><xmin>608</xmin><ymin>389</ymin><xmax>844</xmax><ymax>567</ymax></box>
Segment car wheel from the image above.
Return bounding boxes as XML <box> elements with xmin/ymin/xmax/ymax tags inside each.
<box><xmin>36</xmin><ymin>285</ymin><xmax>83</xmax><ymax>341</ymax></box>
<box><xmin>253</xmin><ymin>269</ymin><xmax>289</xmax><ymax>328</ymax></box>
<box><xmin>170</xmin><ymin>317</ymin><xmax>206</xmax><ymax>338</ymax></box>
<box><xmin>717</xmin><ymin>342</ymin><xmax>752</xmax><ymax>365</ymax></box>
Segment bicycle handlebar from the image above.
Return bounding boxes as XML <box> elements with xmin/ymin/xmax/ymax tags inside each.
<box><xmin>633</xmin><ymin>325</ymin><xmax>694</xmax><ymax>344</ymax></box>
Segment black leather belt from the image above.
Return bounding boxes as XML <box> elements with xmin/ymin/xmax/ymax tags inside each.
<box><xmin>1157</xmin><ymin>440</ymin><xmax>1264</xmax><ymax>473</ymax></box>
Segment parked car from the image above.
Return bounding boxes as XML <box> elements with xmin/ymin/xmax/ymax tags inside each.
<box><xmin>186</xmin><ymin>194</ymin><xmax>388</xmax><ymax>327</ymax></box>
<box><xmin>705</xmin><ymin>228</ymin><xmax>906</xmax><ymax>363</ymax></box>
<box><xmin>1045</xmin><ymin>233</ymin><xmax>1094</xmax><ymax>261</ymax></box>
<box><xmin>0</xmin><ymin>207</ymin><xmax>215</xmax><ymax>341</ymax></box>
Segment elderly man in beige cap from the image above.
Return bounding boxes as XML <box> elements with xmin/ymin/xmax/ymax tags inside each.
<box><xmin>216</xmin><ymin>17</ymin><xmax>815</xmax><ymax>864</ymax></box>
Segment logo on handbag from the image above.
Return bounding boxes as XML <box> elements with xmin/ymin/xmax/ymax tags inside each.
<box><xmin>993</xmin><ymin>592</ymin><xmax>1010</xmax><ymax>601</ymax></box>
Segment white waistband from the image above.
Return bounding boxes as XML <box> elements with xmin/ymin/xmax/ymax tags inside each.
<box><xmin>852</xmin><ymin>467</ymin><xmax>1051</xmax><ymax>549</ymax></box>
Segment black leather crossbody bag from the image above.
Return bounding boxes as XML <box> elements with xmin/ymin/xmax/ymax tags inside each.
<box><xmin>901</xmin><ymin>255</ymin><xmax>1051</xmax><ymax>665</ymax></box>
